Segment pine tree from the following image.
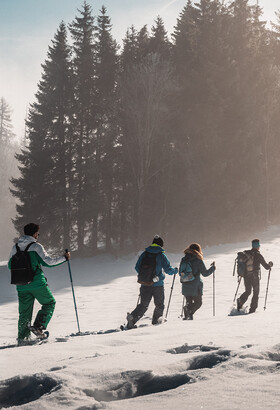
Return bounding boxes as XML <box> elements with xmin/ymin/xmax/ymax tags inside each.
<box><xmin>120</xmin><ymin>52</ymin><xmax>174</xmax><ymax>249</ymax></box>
<box><xmin>226</xmin><ymin>0</ymin><xmax>273</xmax><ymax>234</ymax></box>
<box><xmin>171</xmin><ymin>0</ymin><xmax>239</xmax><ymax>245</ymax></box>
<box><xmin>261</xmin><ymin>9</ymin><xmax>280</xmax><ymax>226</ymax></box>
<box><xmin>119</xmin><ymin>19</ymin><xmax>176</xmax><ymax>251</ymax></box>
<box><xmin>11</xmin><ymin>22</ymin><xmax>75</xmax><ymax>249</ymax></box>
<box><xmin>69</xmin><ymin>2</ymin><xmax>96</xmax><ymax>254</ymax></box>
<box><xmin>150</xmin><ymin>16</ymin><xmax>171</xmax><ymax>59</ymax></box>
<box><xmin>0</xmin><ymin>97</ymin><xmax>15</xmax><ymax>144</ymax></box>
<box><xmin>93</xmin><ymin>5</ymin><xmax>119</xmax><ymax>252</ymax></box>
<box><xmin>121</xmin><ymin>26</ymin><xmax>138</xmax><ymax>70</ymax></box>
<box><xmin>137</xmin><ymin>25</ymin><xmax>150</xmax><ymax>61</ymax></box>
<box><xmin>0</xmin><ymin>97</ymin><xmax>18</xmax><ymax>254</ymax></box>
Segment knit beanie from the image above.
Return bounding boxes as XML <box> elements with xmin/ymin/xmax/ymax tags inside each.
<box><xmin>152</xmin><ymin>235</ymin><xmax>164</xmax><ymax>247</ymax></box>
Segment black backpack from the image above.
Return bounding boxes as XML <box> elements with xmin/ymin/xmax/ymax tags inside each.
<box><xmin>10</xmin><ymin>242</ymin><xmax>36</xmax><ymax>285</ymax></box>
<box><xmin>236</xmin><ymin>251</ymin><xmax>254</xmax><ymax>277</ymax></box>
<box><xmin>137</xmin><ymin>251</ymin><xmax>157</xmax><ymax>286</ymax></box>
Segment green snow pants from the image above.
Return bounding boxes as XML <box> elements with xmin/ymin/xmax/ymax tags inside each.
<box><xmin>17</xmin><ymin>285</ymin><xmax>56</xmax><ymax>341</ymax></box>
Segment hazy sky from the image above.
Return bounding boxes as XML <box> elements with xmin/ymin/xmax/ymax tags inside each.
<box><xmin>0</xmin><ymin>0</ymin><xmax>279</xmax><ymax>139</ymax></box>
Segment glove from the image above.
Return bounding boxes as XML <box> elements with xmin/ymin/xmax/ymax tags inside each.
<box><xmin>211</xmin><ymin>261</ymin><xmax>216</xmax><ymax>270</ymax></box>
<box><xmin>174</xmin><ymin>267</ymin><xmax>178</xmax><ymax>274</ymax></box>
<box><xmin>269</xmin><ymin>261</ymin><xmax>273</xmax><ymax>268</ymax></box>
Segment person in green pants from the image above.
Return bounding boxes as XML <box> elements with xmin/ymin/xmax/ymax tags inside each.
<box><xmin>8</xmin><ymin>223</ymin><xmax>70</xmax><ymax>343</ymax></box>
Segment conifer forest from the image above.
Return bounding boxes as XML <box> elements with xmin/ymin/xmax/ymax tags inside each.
<box><xmin>3</xmin><ymin>0</ymin><xmax>280</xmax><ymax>256</ymax></box>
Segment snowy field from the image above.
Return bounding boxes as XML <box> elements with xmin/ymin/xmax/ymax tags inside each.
<box><xmin>1</xmin><ymin>227</ymin><xmax>280</xmax><ymax>409</ymax></box>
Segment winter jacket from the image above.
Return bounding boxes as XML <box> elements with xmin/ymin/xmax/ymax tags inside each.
<box><xmin>135</xmin><ymin>244</ymin><xmax>177</xmax><ymax>287</ymax></box>
<box><xmin>179</xmin><ymin>249</ymin><xmax>215</xmax><ymax>297</ymax></box>
<box><xmin>8</xmin><ymin>235</ymin><xmax>66</xmax><ymax>291</ymax></box>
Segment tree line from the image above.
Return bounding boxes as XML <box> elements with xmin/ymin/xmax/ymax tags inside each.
<box><xmin>0</xmin><ymin>97</ymin><xmax>19</xmax><ymax>257</ymax></box>
<box><xmin>10</xmin><ymin>0</ymin><xmax>280</xmax><ymax>255</ymax></box>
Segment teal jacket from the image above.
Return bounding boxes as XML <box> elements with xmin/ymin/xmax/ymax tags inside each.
<box><xmin>8</xmin><ymin>235</ymin><xmax>66</xmax><ymax>291</ymax></box>
<box><xmin>179</xmin><ymin>252</ymin><xmax>215</xmax><ymax>297</ymax></box>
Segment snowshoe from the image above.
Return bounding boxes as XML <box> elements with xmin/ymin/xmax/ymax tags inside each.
<box><xmin>228</xmin><ymin>305</ymin><xmax>248</xmax><ymax>316</ymax></box>
<box><xmin>120</xmin><ymin>324</ymin><xmax>137</xmax><ymax>331</ymax></box>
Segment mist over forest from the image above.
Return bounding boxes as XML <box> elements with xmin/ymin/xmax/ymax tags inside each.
<box><xmin>2</xmin><ymin>0</ymin><xmax>280</xmax><ymax>259</ymax></box>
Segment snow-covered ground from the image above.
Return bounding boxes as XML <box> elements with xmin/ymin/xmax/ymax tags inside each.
<box><xmin>1</xmin><ymin>227</ymin><xmax>280</xmax><ymax>409</ymax></box>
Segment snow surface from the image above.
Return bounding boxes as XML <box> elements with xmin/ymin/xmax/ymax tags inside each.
<box><xmin>1</xmin><ymin>227</ymin><xmax>280</xmax><ymax>409</ymax></box>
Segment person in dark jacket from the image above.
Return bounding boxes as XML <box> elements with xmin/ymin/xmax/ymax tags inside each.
<box><xmin>237</xmin><ymin>239</ymin><xmax>273</xmax><ymax>314</ymax></box>
<box><xmin>125</xmin><ymin>235</ymin><xmax>178</xmax><ymax>329</ymax></box>
<box><xmin>179</xmin><ymin>243</ymin><xmax>215</xmax><ymax>320</ymax></box>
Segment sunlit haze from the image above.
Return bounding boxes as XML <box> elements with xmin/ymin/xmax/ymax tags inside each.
<box><xmin>0</xmin><ymin>0</ymin><xmax>279</xmax><ymax>139</ymax></box>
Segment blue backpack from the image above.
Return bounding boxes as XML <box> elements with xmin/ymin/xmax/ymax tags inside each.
<box><xmin>180</xmin><ymin>257</ymin><xmax>195</xmax><ymax>283</ymax></box>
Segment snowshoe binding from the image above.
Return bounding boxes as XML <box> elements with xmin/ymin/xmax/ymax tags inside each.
<box><xmin>183</xmin><ymin>306</ymin><xmax>193</xmax><ymax>320</ymax></box>
<box><xmin>237</xmin><ymin>297</ymin><xmax>242</xmax><ymax>311</ymax></box>
<box><xmin>29</xmin><ymin>324</ymin><xmax>49</xmax><ymax>340</ymax></box>
<box><xmin>120</xmin><ymin>313</ymin><xmax>137</xmax><ymax>331</ymax></box>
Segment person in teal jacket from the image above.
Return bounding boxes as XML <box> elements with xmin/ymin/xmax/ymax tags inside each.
<box><xmin>125</xmin><ymin>235</ymin><xmax>178</xmax><ymax>329</ymax></box>
<box><xmin>179</xmin><ymin>243</ymin><xmax>215</xmax><ymax>320</ymax></box>
<box><xmin>8</xmin><ymin>223</ymin><xmax>70</xmax><ymax>343</ymax></box>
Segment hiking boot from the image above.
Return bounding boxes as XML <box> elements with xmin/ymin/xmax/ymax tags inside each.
<box><xmin>152</xmin><ymin>316</ymin><xmax>164</xmax><ymax>325</ymax></box>
<box><xmin>237</xmin><ymin>298</ymin><xmax>242</xmax><ymax>311</ymax></box>
<box><xmin>183</xmin><ymin>306</ymin><xmax>193</xmax><ymax>320</ymax></box>
<box><xmin>17</xmin><ymin>338</ymin><xmax>31</xmax><ymax>346</ymax></box>
<box><xmin>183</xmin><ymin>313</ymin><xmax>193</xmax><ymax>320</ymax></box>
<box><xmin>126</xmin><ymin>312</ymin><xmax>135</xmax><ymax>329</ymax></box>
<box><xmin>248</xmin><ymin>309</ymin><xmax>255</xmax><ymax>314</ymax></box>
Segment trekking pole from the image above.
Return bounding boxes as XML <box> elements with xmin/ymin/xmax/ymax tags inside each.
<box><xmin>181</xmin><ymin>296</ymin><xmax>185</xmax><ymax>318</ymax></box>
<box><xmin>165</xmin><ymin>273</ymin><xmax>176</xmax><ymax>320</ymax></box>
<box><xmin>233</xmin><ymin>276</ymin><xmax>242</xmax><ymax>303</ymax></box>
<box><xmin>65</xmin><ymin>249</ymin><xmax>81</xmax><ymax>333</ymax></box>
<box><xmin>233</xmin><ymin>258</ymin><xmax>237</xmax><ymax>276</ymax></box>
<box><xmin>136</xmin><ymin>292</ymin><xmax>141</xmax><ymax>308</ymax></box>
<box><xmin>264</xmin><ymin>268</ymin><xmax>271</xmax><ymax>311</ymax></box>
<box><xmin>212</xmin><ymin>262</ymin><xmax>216</xmax><ymax>317</ymax></box>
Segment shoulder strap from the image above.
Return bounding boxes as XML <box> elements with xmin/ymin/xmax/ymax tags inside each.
<box><xmin>244</xmin><ymin>249</ymin><xmax>252</xmax><ymax>255</ymax></box>
<box><xmin>24</xmin><ymin>242</ymin><xmax>35</xmax><ymax>252</ymax></box>
<box><xmin>145</xmin><ymin>250</ymin><xmax>157</xmax><ymax>257</ymax></box>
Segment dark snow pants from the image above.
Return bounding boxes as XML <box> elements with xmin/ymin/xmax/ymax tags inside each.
<box><xmin>130</xmin><ymin>285</ymin><xmax>164</xmax><ymax>325</ymax></box>
<box><xmin>17</xmin><ymin>285</ymin><xmax>56</xmax><ymax>341</ymax></box>
<box><xmin>239</xmin><ymin>273</ymin><xmax>259</xmax><ymax>313</ymax></box>
<box><xmin>184</xmin><ymin>290</ymin><xmax>202</xmax><ymax>318</ymax></box>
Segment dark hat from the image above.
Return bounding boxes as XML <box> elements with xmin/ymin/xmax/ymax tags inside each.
<box><xmin>152</xmin><ymin>235</ymin><xmax>164</xmax><ymax>247</ymax></box>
